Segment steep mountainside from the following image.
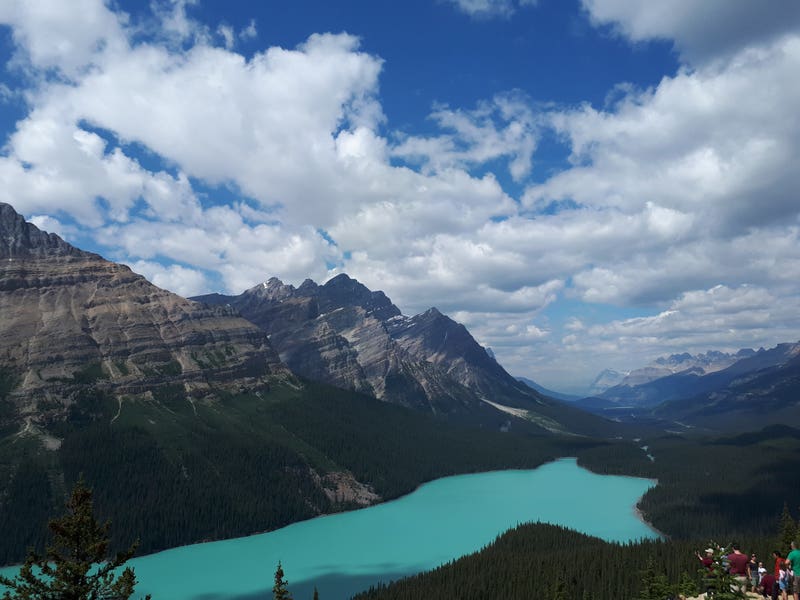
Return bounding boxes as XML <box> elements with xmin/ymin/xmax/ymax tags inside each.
<box><xmin>0</xmin><ymin>202</ymin><xmax>286</xmax><ymax>428</ymax></box>
<box><xmin>193</xmin><ymin>276</ymin><xmax>615</xmax><ymax>435</ymax></box>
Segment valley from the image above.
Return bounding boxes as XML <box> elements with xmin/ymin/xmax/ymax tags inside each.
<box><xmin>1</xmin><ymin>2</ymin><xmax>798</xmax><ymax>598</ymax></box>
<box><xmin>1</xmin><ymin>203</ymin><xmax>799</xmax><ymax>600</ymax></box>
<box><xmin>0</xmin><ymin>459</ymin><xmax>657</xmax><ymax>600</ymax></box>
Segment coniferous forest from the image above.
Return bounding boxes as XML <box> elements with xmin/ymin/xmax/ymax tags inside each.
<box><xmin>353</xmin><ymin>522</ymin><xmax>795</xmax><ymax>600</ymax></box>
<box><xmin>0</xmin><ymin>379</ymin><xmax>569</xmax><ymax>564</ymax></box>
<box><xmin>1</xmin><ymin>378</ymin><xmax>799</xmax><ymax>598</ymax></box>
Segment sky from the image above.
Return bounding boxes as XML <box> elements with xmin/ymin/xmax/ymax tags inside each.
<box><xmin>1</xmin><ymin>0</ymin><xmax>799</xmax><ymax>394</ymax></box>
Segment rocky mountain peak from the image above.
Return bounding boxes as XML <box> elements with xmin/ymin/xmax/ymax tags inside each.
<box><xmin>421</xmin><ymin>307</ymin><xmax>443</xmax><ymax>319</ymax></box>
<box><xmin>297</xmin><ymin>278</ymin><xmax>319</xmax><ymax>293</ymax></box>
<box><xmin>190</xmin><ymin>273</ymin><xmax>609</xmax><ymax>434</ymax></box>
<box><xmin>0</xmin><ymin>202</ymin><xmax>285</xmax><ymax>418</ymax></box>
<box><xmin>0</xmin><ymin>203</ymin><xmax>86</xmax><ymax>259</ymax></box>
<box><xmin>249</xmin><ymin>277</ymin><xmax>297</xmax><ymax>302</ymax></box>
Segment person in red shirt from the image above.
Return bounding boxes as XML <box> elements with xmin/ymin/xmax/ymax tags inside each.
<box><xmin>762</xmin><ymin>571</ymin><xmax>779</xmax><ymax>600</ymax></box>
<box><xmin>697</xmin><ymin>548</ymin><xmax>716</xmax><ymax>596</ymax></box>
<box><xmin>697</xmin><ymin>548</ymin><xmax>714</xmax><ymax>570</ymax></box>
<box><xmin>728</xmin><ymin>544</ymin><xmax>749</xmax><ymax>593</ymax></box>
<box><xmin>775</xmin><ymin>551</ymin><xmax>786</xmax><ymax>577</ymax></box>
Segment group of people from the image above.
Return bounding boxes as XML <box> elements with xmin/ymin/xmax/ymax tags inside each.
<box><xmin>696</xmin><ymin>541</ymin><xmax>800</xmax><ymax>599</ymax></box>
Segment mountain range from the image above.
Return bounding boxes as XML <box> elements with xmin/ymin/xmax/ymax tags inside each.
<box><xmin>576</xmin><ymin>343</ymin><xmax>800</xmax><ymax>431</ymax></box>
<box><xmin>3</xmin><ymin>197</ymin><xmax>798</xmax><ymax>570</ymax></box>
<box><xmin>0</xmin><ymin>201</ymin><xmax>613</xmax><ymax>564</ymax></box>
<box><xmin>191</xmin><ymin>276</ymin><xmax>610</xmax><ymax>435</ymax></box>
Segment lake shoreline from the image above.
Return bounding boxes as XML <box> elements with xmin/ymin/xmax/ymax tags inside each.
<box><xmin>0</xmin><ymin>456</ymin><xmax>662</xmax><ymax>570</ymax></box>
<box><xmin>3</xmin><ymin>458</ymin><xmax>660</xmax><ymax>600</ymax></box>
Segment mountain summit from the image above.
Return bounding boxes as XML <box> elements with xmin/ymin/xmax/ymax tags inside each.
<box><xmin>194</xmin><ymin>275</ymin><xmax>611</xmax><ymax>435</ymax></box>
<box><xmin>0</xmin><ymin>202</ymin><xmax>284</xmax><ymax>423</ymax></box>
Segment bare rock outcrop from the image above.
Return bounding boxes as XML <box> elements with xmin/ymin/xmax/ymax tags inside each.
<box><xmin>193</xmin><ymin>274</ymin><xmax>611</xmax><ymax>435</ymax></box>
<box><xmin>0</xmin><ymin>203</ymin><xmax>286</xmax><ymax>423</ymax></box>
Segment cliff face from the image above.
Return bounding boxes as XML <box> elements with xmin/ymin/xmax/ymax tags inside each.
<box><xmin>0</xmin><ymin>203</ymin><xmax>285</xmax><ymax>422</ymax></box>
<box><xmin>196</xmin><ymin>275</ymin><xmax>526</xmax><ymax>412</ymax></box>
<box><xmin>194</xmin><ymin>275</ymin><xmax>616</xmax><ymax>435</ymax></box>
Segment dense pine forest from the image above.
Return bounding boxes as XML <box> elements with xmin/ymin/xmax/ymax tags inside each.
<box><xmin>350</xmin><ymin>426</ymin><xmax>800</xmax><ymax>600</ymax></box>
<box><xmin>352</xmin><ymin>522</ymin><xmax>794</xmax><ymax>600</ymax></box>
<box><xmin>0</xmin><ymin>379</ymin><xmax>579</xmax><ymax>565</ymax></box>
<box><xmin>2</xmin><ymin>375</ymin><xmax>799</xmax><ymax>600</ymax></box>
<box><xmin>577</xmin><ymin>425</ymin><xmax>800</xmax><ymax>539</ymax></box>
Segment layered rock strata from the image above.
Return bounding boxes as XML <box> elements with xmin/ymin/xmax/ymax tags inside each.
<box><xmin>0</xmin><ymin>203</ymin><xmax>285</xmax><ymax>421</ymax></box>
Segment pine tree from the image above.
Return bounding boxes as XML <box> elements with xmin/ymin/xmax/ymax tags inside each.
<box><xmin>273</xmin><ymin>561</ymin><xmax>293</xmax><ymax>600</ymax></box>
<box><xmin>0</xmin><ymin>479</ymin><xmax>150</xmax><ymax>600</ymax></box>
<box><xmin>779</xmin><ymin>503</ymin><xmax>797</xmax><ymax>551</ymax></box>
<box><xmin>702</xmin><ymin>544</ymin><xmax>747</xmax><ymax>600</ymax></box>
<box><xmin>675</xmin><ymin>570</ymin><xmax>698</xmax><ymax>600</ymax></box>
<box><xmin>550</xmin><ymin>571</ymin><xmax>568</xmax><ymax>600</ymax></box>
<box><xmin>636</xmin><ymin>556</ymin><xmax>670</xmax><ymax>600</ymax></box>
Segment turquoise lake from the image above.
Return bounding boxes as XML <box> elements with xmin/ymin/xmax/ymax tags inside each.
<box><xmin>0</xmin><ymin>458</ymin><xmax>658</xmax><ymax>600</ymax></box>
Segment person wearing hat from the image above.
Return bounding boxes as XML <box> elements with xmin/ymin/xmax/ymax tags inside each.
<box><xmin>697</xmin><ymin>548</ymin><xmax>714</xmax><ymax>571</ymax></box>
<box><xmin>697</xmin><ymin>548</ymin><xmax>716</xmax><ymax>596</ymax></box>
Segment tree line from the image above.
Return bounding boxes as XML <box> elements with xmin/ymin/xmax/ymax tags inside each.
<box><xmin>352</xmin><ymin>511</ymin><xmax>800</xmax><ymax>600</ymax></box>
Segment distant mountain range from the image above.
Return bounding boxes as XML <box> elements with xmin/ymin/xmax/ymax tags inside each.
<box><xmin>516</xmin><ymin>377</ymin><xmax>581</xmax><ymax>402</ymax></box>
<box><xmin>584</xmin><ymin>349</ymin><xmax>755</xmax><ymax>408</ymax></box>
<box><xmin>577</xmin><ymin>343</ymin><xmax>800</xmax><ymax>431</ymax></box>
<box><xmin>586</xmin><ymin>350</ymin><xmax>755</xmax><ymax>398</ymax></box>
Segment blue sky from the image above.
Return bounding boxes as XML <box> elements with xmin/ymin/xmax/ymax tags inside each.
<box><xmin>1</xmin><ymin>0</ymin><xmax>799</xmax><ymax>394</ymax></box>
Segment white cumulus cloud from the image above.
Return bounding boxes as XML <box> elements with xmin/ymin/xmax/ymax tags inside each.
<box><xmin>1</xmin><ymin>0</ymin><xmax>799</xmax><ymax>392</ymax></box>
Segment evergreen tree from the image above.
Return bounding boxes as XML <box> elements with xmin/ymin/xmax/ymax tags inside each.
<box><xmin>312</xmin><ymin>587</ymin><xmax>319</xmax><ymax>600</ymax></box>
<box><xmin>675</xmin><ymin>571</ymin><xmax>699</xmax><ymax>599</ymax></box>
<box><xmin>703</xmin><ymin>544</ymin><xmax>747</xmax><ymax>600</ymax></box>
<box><xmin>0</xmin><ymin>479</ymin><xmax>150</xmax><ymax>600</ymax></box>
<box><xmin>778</xmin><ymin>503</ymin><xmax>797</xmax><ymax>551</ymax></box>
<box><xmin>636</xmin><ymin>556</ymin><xmax>670</xmax><ymax>600</ymax></box>
<box><xmin>550</xmin><ymin>571</ymin><xmax>568</xmax><ymax>600</ymax></box>
<box><xmin>273</xmin><ymin>562</ymin><xmax>293</xmax><ymax>600</ymax></box>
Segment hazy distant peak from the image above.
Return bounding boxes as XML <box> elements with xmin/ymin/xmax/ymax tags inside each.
<box><xmin>588</xmin><ymin>368</ymin><xmax>628</xmax><ymax>395</ymax></box>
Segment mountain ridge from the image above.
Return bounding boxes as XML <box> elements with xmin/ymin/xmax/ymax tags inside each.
<box><xmin>0</xmin><ymin>201</ymin><xmax>596</xmax><ymax>565</ymax></box>
<box><xmin>0</xmin><ymin>202</ymin><xmax>289</xmax><ymax>429</ymax></box>
<box><xmin>192</xmin><ymin>276</ymin><xmax>618</xmax><ymax>436</ymax></box>
<box><xmin>576</xmin><ymin>342</ymin><xmax>800</xmax><ymax>431</ymax></box>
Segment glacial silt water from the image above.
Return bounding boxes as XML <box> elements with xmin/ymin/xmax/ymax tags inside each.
<box><xmin>0</xmin><ymin>458</ymin><xmax>658</xmax><ymax>600</ymax></box>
